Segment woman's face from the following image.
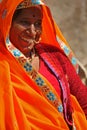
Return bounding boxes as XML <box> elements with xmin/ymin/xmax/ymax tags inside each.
<box><xmin>9</xmin><ymin>6</ymin><xmax>43</xmax><ymax>56</ymax></box>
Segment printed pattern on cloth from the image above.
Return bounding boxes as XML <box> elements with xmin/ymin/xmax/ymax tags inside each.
<box><xmin>56</xmin><ymin>35</ymin><xmax>79</xmax><ymax>74</ymax></box>
<box><xmin>6</xmin><ymin>38</ymin><xmax>63</xmax><ymax>115</ymax></box>
<box><xmin>2</xmin><ymin>9</ymin><xmax>8</xmax><ymax>19</ymax></box>
<box><xmin>17</xmin><ymin>0</ymin><xmax>44</xmax><ymax>10</ymax></box>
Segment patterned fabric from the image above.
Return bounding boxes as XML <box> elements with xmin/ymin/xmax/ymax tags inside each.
<box><xmin>56</xmin><ymin>36</ymin><xmax>79</xmax><ymax>73</ymax></box>
<box><xmin>6</xmin><ymin>38</ymin><xmax>64</xmax><ymax>115</ymax></box>
<box><xmin>35</xmin><ymin>43</ymin><xmax>73</xmax><ymax>126</ymax></box>
<box><xmin>0</xmin><ymin>0</ymin><xmax>87</xmax><ymax>129</ymax></box>
<box><xmin>17</xmin><ymin>0</ymin><xmax>44</xmax><ymax>10</ymax></box>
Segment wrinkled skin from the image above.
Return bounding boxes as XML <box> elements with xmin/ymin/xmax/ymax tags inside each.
<box><xmin>9</xmin><ymin>6</ymin><xmax>43</xmax><ymax>57</ymax></box>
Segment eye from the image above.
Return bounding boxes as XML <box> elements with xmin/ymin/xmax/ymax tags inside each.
<box><xmin>20</xmin><ymin>20</ymin><xmax>30</xmax><ymax>26</ymax></box>
<box><xmin>34</xmin><ymin>20</ymin><xmax>42</xmax><ymax>28</ymax></box>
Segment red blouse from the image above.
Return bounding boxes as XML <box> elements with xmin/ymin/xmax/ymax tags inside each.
<box><xmin>39</xmin><ymin>59</ymin><xmax>61</xmax><ymax>96</ymax></box>
<box><xmin>39</xmin><ymin>53</ymin><xmax>87</xmax><ymax>118</ymax></box>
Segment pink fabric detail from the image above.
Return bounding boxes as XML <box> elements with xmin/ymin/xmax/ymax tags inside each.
<box><xmin>39</xmin><ymin>59</ymin><xmax>61</xmax><ymax>96</ymax></box>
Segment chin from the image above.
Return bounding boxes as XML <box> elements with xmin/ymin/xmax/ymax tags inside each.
<box><xmin>21</xmin><ymin>49</ymin><xmax>29</xmax><ymax>56</ymax></box>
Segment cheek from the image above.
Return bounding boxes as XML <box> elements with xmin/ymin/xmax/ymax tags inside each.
<box><xmin>10</xmin><ymin>23</ymin><xmax>24</xmax><ymax>36</ymax></box>
<box><xmin>10</xmin><ymin>23</ymin><xmax>23</xmax><ymax>42</ymax></box>
<box><xmin>9</xmin><ymin>25</ymin><xmax>21</xmax><ymax>49</ymax></box>
<box><xmin>10</xmin><ymin>24</ymin><xmax>19</xmax><ymax>40</ymax></box>
<box><xmin>35</xmin><ymin>28</ymin><xmax>42</xmax><ymax>41</ymax></box>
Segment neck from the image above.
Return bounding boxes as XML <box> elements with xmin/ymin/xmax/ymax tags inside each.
<box><xmin>25</xmin><ymin>47</ymin><xmax>36</xmax><ymax>58</ymax></box>
<box><xmin>27</xmin><ymin>48</ymin><xmax>40</xmax><ymax>71</ymax></box>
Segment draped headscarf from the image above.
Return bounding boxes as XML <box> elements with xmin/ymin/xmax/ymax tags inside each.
<box><xmin>0</xmin><ymin>0</ymin><xmax>87</xmax><ymax>130</ymax></box>
<box><xmin>0</xmin><ymin>0</ymin><xmax>78</xmax><ymax>72</ymax></box>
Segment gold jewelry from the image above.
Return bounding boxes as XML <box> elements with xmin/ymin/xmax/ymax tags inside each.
<box><xmin>28</xmin><ymin>46</ymin><xmax>31</xmax><ymax>50</ymax></box>
<box><xmin>26</xmin><ymin>30</ymin><xmax>30</xmax><ymax>34</ymax></box>
<box><xmin>27</xmin><ymin>47</ymin><xmax>40</xmax><ymax>71</ymax></box>
<box><xmin>27</xmin><ymin>47</ymin><xmax>36</xmax><ymax>61</ymax></box>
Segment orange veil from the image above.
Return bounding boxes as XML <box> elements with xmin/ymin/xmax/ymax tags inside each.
<box><xmin>0</xmin><ymin>0</ymin><xmax>87</xmax><ymax>130</ymax></box>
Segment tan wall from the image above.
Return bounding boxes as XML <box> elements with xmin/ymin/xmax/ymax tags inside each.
<box><xmin>45</xmin><ymin>0</ymin><xmax>87</xmax><ymax>68</ymax></box>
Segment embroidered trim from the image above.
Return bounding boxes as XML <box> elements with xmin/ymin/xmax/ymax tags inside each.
<box><xmin>2</xmin><ymin>9</ymin><xmax>8</xmax><ymax>19</ymax></box>
<box><xmin>17</xmin><ymin>0</ymin><xmax>44</xmax><ymax>10</ymax></box>
<box><xmin>6</xmin><ymin>38</ymin><xmax>63</xmax><ymax>114</ymax></box>
<box><xmin>56</xmin><ymin>35</ymin><xmax>79</xmax><ymax>74</ymax></box>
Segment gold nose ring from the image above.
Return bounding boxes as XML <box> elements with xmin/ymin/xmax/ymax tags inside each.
<box><xmin>26</xmin><ymin>30</ymin><xmax>30</xmax><ymax>34</ymax></box>
<box><xmin>28</xmin><ymin>46</ymin><xmax>31</xmax><ymax>49</ymax></box>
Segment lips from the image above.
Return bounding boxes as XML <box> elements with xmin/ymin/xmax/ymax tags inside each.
<box><xmin>19</xmin><ymin>35</ymin><xmax>35</xmax><ymax>51</ymax></box>
<box><xmin>20</xmin><ymin>36</ymin><xmax>32</xmax><ymax>43</ymax></box>
<box><xmin>19</xmin><ymin>34</ymin><xmax>39</xmax><ymax>47</ymax></box>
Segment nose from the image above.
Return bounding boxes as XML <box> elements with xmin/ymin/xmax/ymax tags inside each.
<box><xmin>26</xmin><ymin>24</ymin><xmax>36</xmax><ymax>37</ymax></box>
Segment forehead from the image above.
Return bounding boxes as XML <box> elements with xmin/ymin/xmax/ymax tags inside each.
<box><xmin>18</xmin><ymin>6</ymin><xmax>43</xmax><ymax>19</ymax></box>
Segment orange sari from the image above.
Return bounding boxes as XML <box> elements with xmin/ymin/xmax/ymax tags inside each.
<box><xmin>0</xmin><ymin>0</ymin><xmax>87</xmax><ymax>130</ymax></box>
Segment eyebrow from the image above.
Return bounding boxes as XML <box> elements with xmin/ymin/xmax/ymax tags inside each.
<box><xmin>20</xmin><ymin>18</ymin><xmax>42</xmax><ymax>21</ymax></box>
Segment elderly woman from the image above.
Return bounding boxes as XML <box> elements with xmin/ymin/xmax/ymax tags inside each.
<box><xmin>0</xmin><ymin>0</ymin><xmax>87</xmax><ymax>130</ymax></box>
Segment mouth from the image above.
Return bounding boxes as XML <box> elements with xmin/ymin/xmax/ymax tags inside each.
<box><xmin>19</xmin><ymin>36</ymin><xmax>35</xmax><ymax>51</ymax></box>
<box><xmin>20</xmin><ymin>36</ymin><xmax>33</xmax><ymax>43</ymax></box>
<box><xmin>20</xmin><ymin>36</ymin><xmax>40</xmax><ymax>46</ymax></box>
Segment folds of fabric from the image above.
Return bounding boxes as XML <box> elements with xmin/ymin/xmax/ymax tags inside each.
<box><xmin>0</xmin><ymin>0</ymin><xmax>79</xmax><ymax>71</ymax></box>
<box><xmin>0</xmin><ymin>0</ymin><xmax>87</xmax><ymax>130</ymax></box>
<box><xmin>0</xmin><ymin>52</ymin><xmax>87</xmax><ymax>130</ymax></box>
<box><xmin>0</xmin><ymin>54</ymin><xmax>69</xmax><ymax>130</ymax></box>
<box><xmin>41</xmin><ymin>5</ymin><xmax>79</xmax><ymax>72</ymax></box>
<box><xmin>0</xmin><ymin>42</ymin><xmax>87</xmax><ymax>130</ymax></box>
<box><xmin>71</xmin><ymin>95</ymin><xmax>87</xmax><ymax>129</ymax></box>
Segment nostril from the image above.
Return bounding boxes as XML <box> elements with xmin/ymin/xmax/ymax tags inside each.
<box><xmin>26</xmin><ymin>26</ymin><xmax>36</xmax><ymax>35</ymax></box>
<box><xmin>30</xmin><ymin>30</ymin><xmax>36</xmax><ymax>37</ymax></box>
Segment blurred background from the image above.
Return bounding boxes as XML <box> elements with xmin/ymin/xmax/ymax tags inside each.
<box><xmin>45</xmin><ymin>0</ymin><xmax>87</xmax><ymax>69</ymax></box>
